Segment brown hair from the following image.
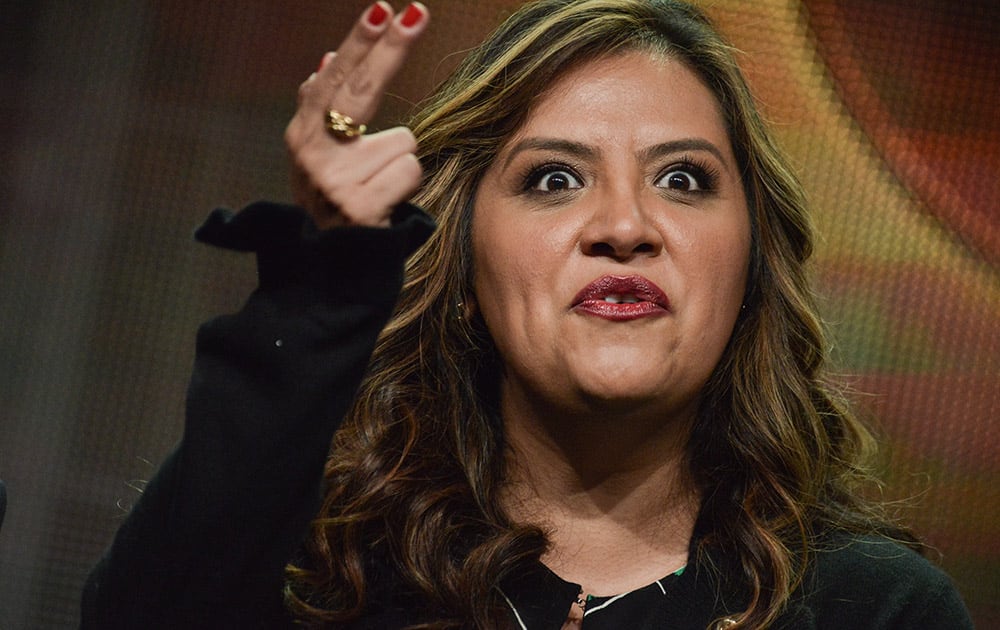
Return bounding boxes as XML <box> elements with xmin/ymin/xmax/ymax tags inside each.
<box><xmin>287</xmin><ymin>1</ymin><xmax>910</xmax><ymax>627</ymax></box>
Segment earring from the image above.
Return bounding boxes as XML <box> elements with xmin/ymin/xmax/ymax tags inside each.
<box><xmin>454</xmin><ymin>298</ymin><xmax>478</xmax><ymax>322</ymax></box>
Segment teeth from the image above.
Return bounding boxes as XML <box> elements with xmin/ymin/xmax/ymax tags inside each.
<box><xmin>603</xmin><ymin>294</ymin><xmax>641</xmax><ymax>304</ymax></box>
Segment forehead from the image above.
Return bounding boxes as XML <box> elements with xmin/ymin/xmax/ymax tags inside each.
<box><xmin>508</xmin><ymin>50</ymin><xmax>730</xmax><ymax>150</ymax></box>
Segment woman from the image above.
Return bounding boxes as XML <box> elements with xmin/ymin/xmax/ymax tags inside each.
<box><xmin>82</xmin><ymin>1</ymin><xmax>972</xmax><ymax>628</ymax></box>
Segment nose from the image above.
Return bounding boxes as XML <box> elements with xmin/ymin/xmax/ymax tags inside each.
<box><xmin>579</xmin><ymin>187</ymin><xmax>663</xmax><ymax>261</ymax></box>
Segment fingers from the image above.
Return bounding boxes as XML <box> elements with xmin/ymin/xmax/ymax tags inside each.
<box><xmin>325</xmin><ymin>2</ymin><xmax>394</xmax><ymax>72</ymax></box>
<box><xmin>307</xmin><ymin>127</ymin><xmax>422</xmax><ymax>228</ymax></box>
<box><xmin>286</xmin><ymin>2</ymin><xmax>429</xmax><ymax>230</ymax></box>
<box><xmin>336</xmin><ymin>126</ymin><xmax>417</xmax><ymax>184</ymax></box>
<box><xmin>302</xmin><ymin>2</ymin><xmax>429</xmax><ymax>124</ymax></box>
<box><xmin>344</xmin><ymin>152</ymin><xmax>423</xmax><ymax>227</ymax></box>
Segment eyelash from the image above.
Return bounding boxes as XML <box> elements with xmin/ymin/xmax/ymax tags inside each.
<box><xmin>520</xmin><ymin>156</ymin><xmax>721</xmax><ymax>196</ymax></box>
<box><xmin>521</xmin><ymin>162</ymin><xmax>584</xmax><ymax>194</ymax></box>
<box><xmin>655</xmin><ymin>155</ymin><xmax>720</xmax><ymax>194</ymax></box>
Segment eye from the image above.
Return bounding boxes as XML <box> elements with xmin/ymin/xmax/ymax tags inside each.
<box><xmin>658</xmin><ymin>169</ymin><xmax>702</xmax><ymax>192</ymax></box>
<box><xmin>525</xmin><ymin>165</ymin><xmax>584</xmax><ymax>192</ymax></box>
<box><xmin>654</xmin><ymin>159</ymin><xmax>718</xmax><ymax>194</ymax></box>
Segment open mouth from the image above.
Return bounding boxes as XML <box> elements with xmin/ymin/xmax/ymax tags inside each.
<box><xmin>572</xmin><ymin>275</ymin><xmax>670</xmax><ymax>320</ymax></box>
<box><xmin>600</xmin><ymin>294</ymin><xmax>642</xmax><ymax>304</ymax></box>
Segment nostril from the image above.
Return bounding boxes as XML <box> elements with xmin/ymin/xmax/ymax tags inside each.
<box><xmin>633</xmin><ymin>242</ymin><xmax>655</xmax><ymax>254</ymax></box>
<box><xmin>588</xmin><ymin>242</ymin><xmax>616</xmax><ymax>257</ymax></box>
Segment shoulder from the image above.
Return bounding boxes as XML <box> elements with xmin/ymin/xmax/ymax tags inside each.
<box><xmin>788</xmin><ymin>532</ymin><xmax>973</xmax><ymax>629</ymax></box>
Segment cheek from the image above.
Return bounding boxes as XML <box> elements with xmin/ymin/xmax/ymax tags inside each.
<box><xmin>680</xmin><ymin>207</ymin><xmax>750</xmax><ymax>277</ymax></box>
<box><xmin>677</xmin><ymin>212</ymin><xmax>751</xmax><ymax>339</ymax></box>
<box><xmin>473</xmin><ymin>248</ymin><xmax>547</xmax><ymax>340</ymax></box>
<box><xmin>714</xmin><ymin>237</ymin><xmax>751</xmax><ymax>305</ymax></box>
<box><xmin>471</xmin><ymin>214</ymin><xmax>529</xmax><ymax>347</ymax></box>
<box><xmin>471</xmin><ymin>213</ymin><xmax>570</xmax><ymax>375</ymax></box>
<box><xmin>713</xmin><ymin>208</ymin><xmax>752</xmax><ymax>294</ymax></box>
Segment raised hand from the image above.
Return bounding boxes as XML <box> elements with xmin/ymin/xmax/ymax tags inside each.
<box><xmin>285</xmin><ymin>2</ymin><xmax>429</xmax><ymax>229</ymax></box>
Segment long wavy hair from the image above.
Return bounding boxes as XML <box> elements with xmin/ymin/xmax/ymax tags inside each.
<box><xmin>287</xmin><ymin>1</ymin><xmax>911</xmax><ymax>627</ymax></box>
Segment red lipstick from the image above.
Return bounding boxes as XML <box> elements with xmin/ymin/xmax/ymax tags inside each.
<box><xmin>571</xmin><ymin>275</ymin><xmax>670</xmax><ymax>321</ymax></box>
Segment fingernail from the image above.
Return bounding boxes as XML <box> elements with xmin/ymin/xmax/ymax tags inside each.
<box><xmin>367</xmin><ymin>2</ymin><xmax>388</xmax><ymax>27</ymax></box>
<box><xmin>316</xmin><ymin>52</ymin><xmax>333</xmax><ymax>72</ymax></box>
<box><xmin>400</xmin><ymin>3</ymin><xmax>424</xmax><ymax>28</ymax></box>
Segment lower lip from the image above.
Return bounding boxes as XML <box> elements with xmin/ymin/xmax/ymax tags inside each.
<box><xmin>573</xmin><ymin>300</ymin><xmax>668</xmax><ymax>321</ymax></box>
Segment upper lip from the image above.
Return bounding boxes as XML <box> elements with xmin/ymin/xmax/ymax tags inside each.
<box><xmin>571</xmin><ymin>275</ymin><xmax>671</xmax><ymax>310</ymax></box>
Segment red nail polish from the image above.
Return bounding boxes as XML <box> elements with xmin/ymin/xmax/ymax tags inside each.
<box><xmin>400</xmin><ymin>3</ymin><xmax>423</xmax><ymax>27</ymax></box>
<box><xmin>367</xmin><ymin>3</ymin><xmax>388</xmax><ymax>27</ymax></box>
<box><xmin>316</xmin><ymin>52</ymin><xmax>331</xmax><ymax>72</ymax></box>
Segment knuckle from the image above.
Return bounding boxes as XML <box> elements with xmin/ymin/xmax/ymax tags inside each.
<box><xmin>297</xmin><ymin>77</ymin><xmax>318</xmax><ymax>100</ymax></box>
<box><xmin>327</xmin><ymin>65</ymin><xmax>348</xmax><ymax>88</ymax></box>
<box><xmin>283</xmin><ymin>121</ymin><xmax>313</xmax><ymax>154</ymax></box>
<box><xmin>318</xmin><ymin>175</ymin><xmax>353</xmax><ymax>207</ymax></box>
<box><xmin>382</xmin><ymin>26</ymin><xmax>414</xmax><ymax>49</ymax></box>
<box><xmin>337</xmin><ymin>197</ymin><xmax>367</xmax><ymax>223</ymax></box>
<box><xmin>393</xmin><ymin>127</ymin><xmax>418</xmax><ymax>153</ymax></box>
<box><xmin>283</xmin><ymin>124</ymin><xmax>300</xmax><ymax>150</ymax></box>
<box><xmin>402</xmin><ymin>153</ymin><xmax>423</xmax><ymax>180</ymax></box>
<box><xmin>346</xmin><ymin>62</ymin><xmax>376</xmax><ymax>96</ymax></box>
<box><xmin>379</xmin><ymin>127</ymin><xmax>417</xmax><ymax>153</ymax></box>
<box><xmin>358</xmin><ymin>22</ymin><xmax>384</xmax><ymax>42</ymax></box>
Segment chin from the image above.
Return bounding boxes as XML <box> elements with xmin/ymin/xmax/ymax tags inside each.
<box><xmin>567</xmin><ymin>362</ymin><xmax>702</xmax><ymax>417</ymax></box>
<box><xmin>574</xmin><ymin>378</ymin><xmax>673</xmax><ymax>413</ymax></box>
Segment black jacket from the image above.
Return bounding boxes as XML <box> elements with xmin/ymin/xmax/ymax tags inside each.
<box><xmin>81</xmin><ymin>202</ymin><xmax>973</xmax><ymax>629</ymax></box>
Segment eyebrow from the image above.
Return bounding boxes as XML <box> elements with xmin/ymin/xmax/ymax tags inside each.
<box><xmin>501</xmin><ymin>138</ymin><xmax>598</xmax><ymax>170</ymax></box>
<box><xmin>640</xmin><ymin>138</ymin><xmax>729</xmax><ymax>171</ymax></box>
<box><xmin>501</xmin><ymin>136</ymin><xmax>731</xmax><ymax>172</ymax></box>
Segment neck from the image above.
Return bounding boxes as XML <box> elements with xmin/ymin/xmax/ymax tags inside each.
<box><xmin>500</xmin><ymin>386</ymin><xmax>701</xmax><ymax>596</ymax></box>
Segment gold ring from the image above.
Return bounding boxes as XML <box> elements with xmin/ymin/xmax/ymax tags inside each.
<box><xmin>325</xmin><ymin>109</ymin><xmax>367</xmax><ymax>140</ymax></box>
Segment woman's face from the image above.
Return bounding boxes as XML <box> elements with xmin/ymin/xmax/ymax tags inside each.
<box><xmin>472</xmin><ymin>51</ymin><xmax>751</xmax><ymax>423</ymax></box>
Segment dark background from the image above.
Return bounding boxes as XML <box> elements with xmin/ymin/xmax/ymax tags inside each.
<box><xmin>1</xmin><ymin>1</ymin><xmax>996</xmax><ymax>626</ymax></box>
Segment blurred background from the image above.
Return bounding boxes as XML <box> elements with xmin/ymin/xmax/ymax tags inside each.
<box><xmin>1</xmin><ymin>0</ymin><xmax>996</xmax><ymax>626</ymax></box>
